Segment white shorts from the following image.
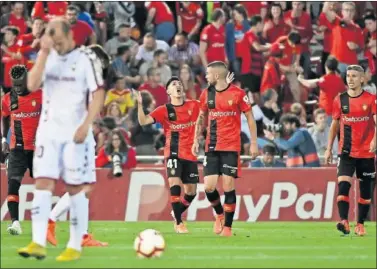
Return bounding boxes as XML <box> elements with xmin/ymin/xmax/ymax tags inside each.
<box><xmin>33</xmin><ymin>140</ymin><xmax>96</xmax><ymax>185</ymax></box>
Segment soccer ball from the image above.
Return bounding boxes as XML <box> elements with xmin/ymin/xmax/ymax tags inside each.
<box><xmin>134</xmin><ymin>229</ymin><xmax>165</xmax><ymax>258</ymax></box>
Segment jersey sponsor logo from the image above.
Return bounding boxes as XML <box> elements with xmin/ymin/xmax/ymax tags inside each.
<box><xmin>12</xmin><ymin>111</ymin><xmax>41</xmax><ymax>118</ymax></box>
<box><xmin>212</xmin><ymin>42</ymin><xmax>224</xmax><ymax>48</ymax></box>
<box><xmin>342</xmin><ymin>115</ymin><xmax>370</xmax><ymax>122</ymax></box>
<box><xmin>209</xmin><ymin>111</ymin><xmax>236</xmax><ymax>117</ymax></box>
<box><xmin>170</xmin><ymin>121</ymin><xmax>196</xmax><ymax>130</ymax></box>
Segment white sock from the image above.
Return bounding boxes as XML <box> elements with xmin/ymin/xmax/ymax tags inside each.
<box><xmin>50</xmin><ymin>192</ymin><xmax>70</xmax><ymax>222</ymax></box>
<box><xmin>82</xmin><ymin>196</ymin><xmax>89</xmax><ymax>236</ymax></box>
<box><xmin>32</xmin><ymin>190</ymin><xmax>52</xmax><ymax>247</ymax></box>
<box><xmin>67</xmin><ymin>192</ymin><xmax>88</xmax><ymax>251</ymax></box>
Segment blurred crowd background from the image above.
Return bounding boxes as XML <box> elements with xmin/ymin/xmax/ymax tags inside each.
<box><xmin>1</xmin><ymin>1</ymin><xmax>376</xmax><ymax>168</ymax></box>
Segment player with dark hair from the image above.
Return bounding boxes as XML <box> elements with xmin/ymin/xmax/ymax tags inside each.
<box><xmin>325</xmin><ymin>65</ymin><xmax>376</xmax><ymax>236</ymax></box>
<box><xmin>192</xmin><ymin>61</ymin><xmax>258</xmax><ymax>237</ymax></box>
<box><xmin>137</xmin><ymin>77</ymin><xmax>200</xmax><ymax>233</ymax></box>
<box><xmin>1</xmin><ymin>65</ymin><xmax>42</xmax><ymax>235</ymax></box>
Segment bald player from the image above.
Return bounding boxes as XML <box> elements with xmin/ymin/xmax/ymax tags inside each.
<box><xmin>17</xmin><ymin>18</ymin><xmax>105</xmax><ymax>261</ymax></box>
<box><xmin>192</xmin><ymin>61</ymin><xmax>258</xmax><ymax>237</ymax></box>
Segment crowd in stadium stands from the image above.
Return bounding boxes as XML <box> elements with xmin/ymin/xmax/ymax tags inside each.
<box><xmin>1</xmin><ymin>1</ymin><xmax>376</xmax><ymax>168</ymax></box>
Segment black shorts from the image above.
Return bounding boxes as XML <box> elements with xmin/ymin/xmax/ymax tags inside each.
<box><xmin>166</xmin><ymin>158</ymin><xmax>199</xmax><ymax>184</ymax></box>
<box><xmin>337</xmin><ymin>155</ymin><xmax>376</xmax><ymax>180</ymax></box>
<box><xmin>203</xmin><ymin>151</ymin><xmax>239</xmax><ymax>178</ymax></box>
<box><xmin>239</xmin><ymin>73</ymin><xmax>261</xmax><ymax>93</ymax></box>
<box><xmin>6</xmin><ymin>149</ymin><xmax>34</xmax><ymax>179</ymax></box>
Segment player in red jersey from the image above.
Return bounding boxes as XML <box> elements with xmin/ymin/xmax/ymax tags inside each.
<box><xmin>1</xmin><ymin>65</ymin><xmax>42</xmax><ymax>235</ymax></box>
<box><xmin>325</xmin><ymin>65</ymin><xmax>376</xmax><ymax>236</ymax></box>
<box><xmin>192</xmin><ymin>61</ymin><xmax>259</xmax><ymax>237</ymax></box>
<box><xmin>137</xmin><ymin>77</ymin><xmax>200</xmax><ymax>234</ymax></box>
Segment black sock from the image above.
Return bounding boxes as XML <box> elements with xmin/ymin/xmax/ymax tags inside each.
<box><xmin>8</xmin><ymin>179</ymin><xmax>21</xmax><ymax>222</ymax></box>
<box><xmin>337</xmin><ymin>181</ymin><xmax>351</xmax><ymax>220</ymax></box>
<box><xmin>205</xmin><ymin>189</ymin><xmax>224</xmax><ymax>215</ymax></box>
<box><xmin>358</xmin><ymin>179</ymin><xmax>372</xmax><ymax>224</ymax></box>
<box><xmin>170</xmin><ymin>185</ymin><xmax>182</xmax><ymax>224</ymax></box>
<box><xmin>358</xmin><ymin>200</ymin><xmax>371</xmax><ymax>224</ymax></box>
<box><xmin>224</xmin><ymin>190</ymin><xmax>236</xmax><ymax>228</ymax></box>
<box><xmin>179</xmin><ymin>194</ymin><xmax>196</xmax><ymax>214</ymax></box>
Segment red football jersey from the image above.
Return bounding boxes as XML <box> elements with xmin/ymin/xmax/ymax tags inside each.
<box><xmin>200</xmin><ymin>24</ymin><xmax>226</xmax><ymax>63</ymax></box>
<box><xmin>145</xmin><ymin>2</ymin><xmax>174</xmax><ymax>25</ymax></box>
<box><xmin>176</xmin><ymin>3</ymin><xmax>204</xmax><ymax>34</ymax></box>
<box><xmin>1</xmin><ymin>90</ymin><xmax>42</xmax><ymax>150</ymax></box>
<box><xmin>332</xmin><ymin>91</ymin><xmax>376</xmax><ymax>158</ymax></box>
<box><xmin>150</xmin><ymin>100</ymin><xmax>200</xmax><ymax>162</ymax></box>
<box><xmin>199</xmin><ymin>84</ymin><xmax>251</xmax><ymax>152</ymax></box>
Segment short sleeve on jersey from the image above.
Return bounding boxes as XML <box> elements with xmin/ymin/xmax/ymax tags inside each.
<box><xmin>239</xmin><ymin>90</ymin><xmax>252</xmax><ymax>113</ymax></box>
<box><xmin>199</xmin><ymin>90</ymin><xmax>208</xmax><ymax>112</ymax></box>
<box><xmin>1</xmin><ymin>95</ymin><xmax>10</xmax><ymax>117</ymax></box>
<box><xmin>149</xmin><ymin>105</ymin><xmax>166</xmax><ymax>123</ymax></box>
<box><xmin>82</xmin><ymin>50</ymin><xmax>104</xmax><ymax>93</ymax></box>
<box><xmin>332</xmin><ymin>96</ymin><xmax>341</xmax><ymax>120</ymax></box>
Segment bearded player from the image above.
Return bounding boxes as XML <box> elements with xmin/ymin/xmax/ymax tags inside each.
<box><xmin>137</xmin><ymin>77</ymin><xmax>199</xmax><ymax>233</ymax></box>
<box><xmin>1</xmin><ymin>65</ymin><xmax>42</xmax><ymax>236</ymax></box>
<box><xmin>17</xmin><ymin>18</ymin><xmax>105</xmax><ymax>261</ymax></box>
<box><xmin>45</xmin><ymin>44</ymin><xmax>109</xmax><ymax>248</ymax></box>
<box><xmin>192</xmin><ymin>61</ymin><xmax>258</xmax><ymax>237</ymax></box>
<box><xmin>325</xmin><ymin>65</ymin><xmax>376</xmax><ymax>236</ymax></box>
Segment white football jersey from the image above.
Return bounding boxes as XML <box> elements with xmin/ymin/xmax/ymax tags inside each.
<box><xmin>37</xmin><ymin>47</ymin><xmax>103</xmax><ymax>142</ymax></box>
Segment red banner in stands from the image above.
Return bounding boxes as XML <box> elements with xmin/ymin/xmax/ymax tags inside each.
<box><xmin>1</xmin><ymin>168</ymin><xmax>374</xmax><ymax>222</ymax></box>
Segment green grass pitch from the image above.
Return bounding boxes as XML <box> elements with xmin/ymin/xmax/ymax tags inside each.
<box><xmin>1</xmin><ymin>221</ymin><xmax>376</xmax><ymax>268</ymax></box>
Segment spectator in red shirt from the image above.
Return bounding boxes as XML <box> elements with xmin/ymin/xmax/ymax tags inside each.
<box><xmin>298</xmin><ymin>57</ymin><xmax>346</xmax><ymax>124</ymax></box>
<box><xmin>273</xmin><ymin>32</ymin><xmax>303</xmax><ymax>103</ymax></box>
<box><xmin>176</xmin><ymin>2</ymin><xmax>204</xmax><ymax>42</ymax></box>
<box><xmin>179</xmin><ymin>64</ymin><xmax>201</xmax><ymax>100</ymax></box>
<box><xmin>322</xmin><ymin>2</ymin><xmax>364</xmax><ymax>79</ymax></box>
<box><xmin>145</xmin><ymin>1</ymin><xmax>176</xmax><ymax>43</ymax></box>
<box><xmin>363</xmin><ymin>12</ymin><xmax>377</xmax><ymax>86</ymax></box>
<box><xmin>240</xmin><ymin>15</ymin><xmax>271</xmax><ymax>105</ymax></box>
<box><xmin>225</xmin><ymin>4</ymin><xmax>250</xmax><ymax>77</ymax></box>
<box><xmin>17</xmin><ymin>17</ymin><xmax>45</xmax><ymax>64</ymax></box>
<box><xmin>263</xmin><ymin>3</ymin><xmax>290</xmax><ymax>44</ymax></box>
<box><xmin>0</xmin><ymin>2</ymin><xmax>28</xmax><ymax>36</ymax></box>
<box><xmin>1</xmin><ymin>26</ymin><xmax>24</xmax><ymax>94</ymax></box>
<box><xmin>317</xmin><ymin>2</ymin><xmax>338</xmax><ymax>75</ymax></box>
<box><xmin>66</xmin><ymin>5</ymin><xmax>96</xmax><ymax>46</ymax></box>
<box><xmin>31</xmin><ymin>1</ymin><xmax>68</xmax><ymax>21</ymax></box>
<box><xmin>241</xmin><ymin>1</ymin><xmax>268</xmax><ymax>20</ymax></box>
<box><xmin>284</xmin><ymin>1</ymin><xmax>313</xmax><ymax>79</ymax></box>
<box><xmin>199</xmin><ymin>8</ymin><xmax>227</xmax><ymax>67</ymax></box>
<box><xmin>138</xmin><ymin>67</ymin><xmax>168</xmax><ymax>107</ymax></box>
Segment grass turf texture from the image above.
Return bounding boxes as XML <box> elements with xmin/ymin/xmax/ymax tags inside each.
<box><xmin>1</xmin><ymin>221</ymin><xmax>376</xmax><ymax>268</ymax></box>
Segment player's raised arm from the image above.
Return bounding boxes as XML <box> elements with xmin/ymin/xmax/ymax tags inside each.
<box><xmin>27</xmin><ymin>34</ymin><xmax>52</xmax><ymax>92</ymax></box>
<box><xmin>137</xmin><ymin>91</ymin><xmax>155</xmax><ymax>126</ymax></box>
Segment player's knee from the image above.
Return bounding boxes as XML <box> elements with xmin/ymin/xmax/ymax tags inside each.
<box><xmin>35</xmin><ymin>178</ymin><xmax>55</xmax><ymax>192</ymax></box>
<box><xmin>66</xmin><ymin>184</ymin><xmax>85</xmax><ymax>196</ymax></box>
<box><xmin>8</xmin><ymin>178</ymin><xmax>21</xmax><ymax>195</ymax></box>
<box><xmin>184</xmin><ymin>184</ymin><xmax>197</xmax><ymax>196</ymax></box>
<box><xmin>83</xmin><ymin>184</ymin><xmax>94</xmax><ymax>198</ymax></box>
<box><xmin>337</xmin><ymin>180</ymin><xmax>351</xmax><ymax>202</ymax></box>
<box><xmin>222</xmin><ymin>176</ymin><xmax>235</xmax><ymax>192</ymax></box>
<box><xmin>204</xmin><ymin>175</ymin><xmax>218</xmax><ymax>192</ymax></box>
<box><xmin>168</xmin><ymin>177</ymin><xmax>181</xmax><ymax>187</ymax></box>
